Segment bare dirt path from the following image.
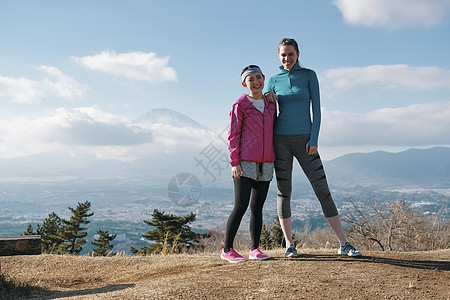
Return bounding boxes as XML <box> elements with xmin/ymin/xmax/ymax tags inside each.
<box><xmin>2</xmin><ymin>248</ymin><xmax>449</xmax><ymax>299</ymax></box>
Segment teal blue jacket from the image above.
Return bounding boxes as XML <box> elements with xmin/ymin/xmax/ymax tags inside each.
<box><xmin>266</xmin><ymin>61</ymin><xmax>321</xmax><ymax>147</ymax></box>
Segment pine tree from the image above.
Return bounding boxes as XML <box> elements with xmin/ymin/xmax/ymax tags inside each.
<box><xmin>260</xmin><ymin>217</ymin><xmax>294</xmax><ymax>249</ymax></box>
<box><xmin>60</xmin><ymin>201</ymin><xmax>94</xmax><ymax>255</ymax></box>
<box><xmin>131</xmin><ymin>209</ymin><xmax>198</xmax><ymax>255</ymax></box>
<box><xmin>23</xmin><ymin>224</ymin><xmax>36</xmax><ymax>235</ymax></box>
<box><xmin>91</xmin><ymin>230</ymin><xmax>116</xmax><ymax>256</ymax></box>
<box><xmin>36</xmin><ymin>212</ymin><xmax>65</xmax><ymax>254</ymax></box>
<box><xmin>260</xmin><ymin>223</ymin><xmax>273</xmax><ymax>249</ymax></box>
<box><xmin>270</xmin><ymin>217</ymin><xmax>285</xmax><ymax>248</ymax></box>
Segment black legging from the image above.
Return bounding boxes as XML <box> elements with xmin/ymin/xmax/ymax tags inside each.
<box><xmin>224</xmin><ymin>176</ymin><xmax>270</xmax><ymax>251</ymax></box>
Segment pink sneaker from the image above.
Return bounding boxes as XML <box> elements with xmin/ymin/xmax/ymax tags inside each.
<box><xmin>221</xmin><ymin>247</ymin><xmax>246</xmax><ymax>263</ymax></box>
<box><xmin>249</xmin><ymin>248</ymin><xmax>270</xmax><ymax>260</ymax></box>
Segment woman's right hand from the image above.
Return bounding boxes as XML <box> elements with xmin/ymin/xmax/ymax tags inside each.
<box><xmin>306</xmin><ymin>143</ymin><xmax>318</xmax><ymax>156</ymax></box>
<box><xmin>232</xmin><ymin>165</ymin><xmax>242</xmax><ymax>178</ymax></box>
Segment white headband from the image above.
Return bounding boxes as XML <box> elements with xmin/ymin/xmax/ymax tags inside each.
<box><xmin>241</xmin><ymin>66</ymin><xmax>263</xmax><ymax>82</ymax></box>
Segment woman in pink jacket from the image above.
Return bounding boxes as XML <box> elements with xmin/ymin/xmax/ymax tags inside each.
<box><xmin>221</xmin><ymin>65</ymin><xmax>276</xmax><ymax>263</ymax></box>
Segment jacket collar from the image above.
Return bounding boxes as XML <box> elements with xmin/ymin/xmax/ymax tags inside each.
<box><xmin>238</xmin><ymin>94</ymin><xmax>269</xmax><ymax>108</ymax></box>
<box><xmin>279</xmin><ymin>60</ymin><xmax>302</xmax><ymax>73</ymax></box>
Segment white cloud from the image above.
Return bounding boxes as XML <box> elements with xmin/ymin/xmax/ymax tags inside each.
<box><xmin>0</xmin><ymin>76</ymin><xmax>43</xmax><ymax>103</ymax></box>
<box><xmin>136</xmin><ymin>122</ymin><xmax>217</xmax><ymax>148</ymax></box>
<box><xmin>43</xmin><ymin>107</ymin><xmax>153</xmax><ymax>146</ymax></box>
<box><xmin>333</xmin><ymin>0</ymin><xmax>450</xmax><ymax>29</ymax></box>
<box><xmin>321</xmin><ymin>64</ymin><xmax>450</xmax><ymax>94</ymax></box>
<box><xmin>321</xmin><ymin>101</ymin><xmax>450</xmax><ymax>147</ymax></box>
<box><xmin>0</xmin><ymin>66</ymin><xmax>88</xmax><ymax>104</ymax></box>
<box><xmin>0</xmin><ymin>107</ymin><xmax>150</xmax><ymax>159</ymax></box>
<box><xmin>38</xmin><ymin>66</ymin><xmax>88</xmax><ymax>99</ymax></box>
<box><xmin>73</xmin><ymin>50</ymin><xmax>178</xmax><ymax>84</ymax></box>
<box><xmin>0</xmin><ymin>107</ymin><xmax>216</xmax><ymax>160</ymax></box>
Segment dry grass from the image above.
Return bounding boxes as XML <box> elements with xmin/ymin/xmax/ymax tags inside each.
<box><xmin>1</xmin><ymin>248</ymin><xmax>449</xmax><ymax>299</ymax></box>
<box><xmin>0</xmin><ymin>272</ymin><xmax>43</xmax><ymax>299</ymax></box>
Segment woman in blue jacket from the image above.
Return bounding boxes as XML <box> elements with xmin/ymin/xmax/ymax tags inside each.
<box><xmin>267</xmin><ymin>38</ymin><xmax>361</xmax><ymax>258</ymax></box>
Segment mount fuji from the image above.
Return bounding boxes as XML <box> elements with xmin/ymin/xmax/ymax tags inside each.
<box><xmin>134</xmin><ymin>108</ymin><xmax>210</xmax><ymax>130</ymax></box>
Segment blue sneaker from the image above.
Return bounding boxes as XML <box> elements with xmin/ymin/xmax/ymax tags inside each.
<box><xmin>338</xmin><ymin>242</ymin><xmax>362</xmax><ymax>257</ymax></box>
<box><xmin>284</xmin><ymin>245</ymin><xmax>298</xmax><ymax>258</ymax></box>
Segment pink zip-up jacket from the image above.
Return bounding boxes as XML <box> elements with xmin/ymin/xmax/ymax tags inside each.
<box><xmin>228</xmin><ymin>94</ymin><xmax>277</xmax><ymax>167</ymax></box>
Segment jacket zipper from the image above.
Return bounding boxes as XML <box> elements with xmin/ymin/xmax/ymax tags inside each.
<box><xmin>289</xmin><ymin>71</ymin><xmax>293</xmax><ymax>93</ymax></box>
<box><xmin>261</xmin><ymin>102</ymin><xmax>265</xmax><ymax>163</ymax></box>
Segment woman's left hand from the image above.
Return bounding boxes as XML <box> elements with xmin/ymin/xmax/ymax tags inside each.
<box><xmin>264</xmin><ymin>91</ymin><xmax>277</xmax><ymax>103</ymax></box>
<box><xmin>306</xmin><ymin>144</ymin><xmax>317</xmax><ymax>155</ymax></box>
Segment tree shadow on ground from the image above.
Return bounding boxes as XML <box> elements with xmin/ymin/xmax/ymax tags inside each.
<box><xmin>31</xmin><ymin>283</ymin><xmax>135</xmax><ymax>300</ymax></box>
<box><xmin>271</xmin><ymin>254</ymin><xmax>450</xmax><ymax>271</ymax></box>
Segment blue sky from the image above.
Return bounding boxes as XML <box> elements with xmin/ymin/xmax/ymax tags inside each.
<box><xmin>1</xmin><ymin>0</ymin><xmax>450</xmax><ymax>161</ymax></box>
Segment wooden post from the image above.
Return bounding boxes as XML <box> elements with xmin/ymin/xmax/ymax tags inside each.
<box><xmin>0</xmin><ymin>236</ymin><xmax>41</xmax><ymax>256</ymax></box>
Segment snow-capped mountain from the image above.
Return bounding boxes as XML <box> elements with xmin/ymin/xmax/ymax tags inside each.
<box><xmin>134</xmin><ymin>108</ymin><xmax>210</xmax><ymax>130</ymax></box>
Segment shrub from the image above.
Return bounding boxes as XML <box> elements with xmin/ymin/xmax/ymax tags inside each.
<box><xmin>342</xmin><ymin>199</ymin><xmax>449</xmax><ymax>251</ymax></box>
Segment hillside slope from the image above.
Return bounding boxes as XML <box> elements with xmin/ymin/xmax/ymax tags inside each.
<box><xmin>1</xmin><ymin>249</ymin><xmax>449</xmax><ymax>300</ymax></box>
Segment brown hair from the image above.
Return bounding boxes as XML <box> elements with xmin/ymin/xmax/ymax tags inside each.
<box><xmin>278</xmin><ymin>38</ymin><xmax>299</xmax><ymax>53</ymax></box>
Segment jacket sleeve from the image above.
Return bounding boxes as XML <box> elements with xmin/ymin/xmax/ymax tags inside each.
<box><xmin>308</xmin><ymin>70</ymin><xmax>321</xmax><ymax>147</ymax></box>
<box><xmin>228</xmin><ymin>102</ymin><xmax>243</xmax><ymax>167</ymax></box>
<box><xmin>266</xmin><ymin>76</ymin><xmax>276</xmax><ymax>94</ymax></box>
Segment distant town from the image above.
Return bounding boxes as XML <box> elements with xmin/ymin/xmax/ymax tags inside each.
<box><xmin>1</xmin><ymin>173</ymin><xmax>448</xmax><ymax>254</ymax></box>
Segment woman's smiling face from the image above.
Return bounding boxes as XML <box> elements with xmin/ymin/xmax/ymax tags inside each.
<box><xmin>278</xmin><ymin>45</ymin><xmax>299</xmax><ymax>71</ymax></box>
<box><xmin>243</xmin><ymin>72</ymin><xmax>265</xmax><ymax>97</ymax></box>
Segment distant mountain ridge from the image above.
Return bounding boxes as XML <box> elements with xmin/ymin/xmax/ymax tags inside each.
<box><xmin>324</xmin><ymin>146</ymin><xmax>450</xmax><ymax>187</ymax></box>
<box><xmin>1</xmin><ymin>145</ymin><xmax>449</xmax><ymax>188</ymax></box>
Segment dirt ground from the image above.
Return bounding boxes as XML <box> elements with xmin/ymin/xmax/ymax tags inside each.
<box><xmin>1</xmin><ymin>248</ymin><xmax>449</xmax><ymax>300</ymax></box>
